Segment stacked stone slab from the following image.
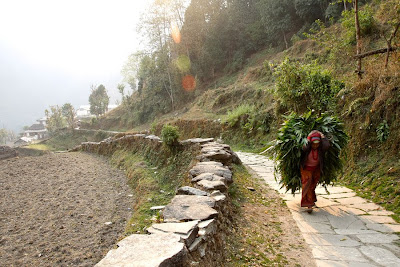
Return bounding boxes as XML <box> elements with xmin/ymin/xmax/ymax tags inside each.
<box><xmin>78</xmin><ymin>135</ymin><xmax>238</xmax><ymax>266</ymax></box>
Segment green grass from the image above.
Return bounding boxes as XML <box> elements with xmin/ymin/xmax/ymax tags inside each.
<box><xmin>27</xmin><ymin>143</ymin><xmax>51</xmax><ymax>150</ymax></box>
<box><xmin>110</xmin><ymin>146</ymin><xmax>196</xmax><ymax>235</ymax></box>
<box><xmin>340</xmin><ymin>151</ymin><xmax>400</xmax><ymax>223</ymax></box>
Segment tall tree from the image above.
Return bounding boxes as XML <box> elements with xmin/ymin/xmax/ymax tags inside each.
<box><xmin>45</xmin><ymin>106</ymin><xmax>65</xmax><ymax>134</ymax></box>
<box><xmin>353</xmin><ymin>0</ymin><xmax>400</xmax><ymax>69</ymax></box>
<box><xmin>137</xmin><ymin>0</ymin><xmax>187</xmax><ymax>111</ymax></box>
<box><xmin>295</xmin><ymin>0</ymin><xmax>329</xmax><ymax>24</ymax></box>
<box><xmin>0</xmin><ymin>128</ymin><xmax>7</xmax><ymax>144</ymax></box>
<box><xmin>257</xmin><ymin>0</ymin><xmax>300</xmax><ymax>49</ymax></box>
<box><xmin>89</xmin><ymin>84</ymin><xmax>109</xmax><ymax>117</ymax></box>
<box><xmin>61</xmin><ymin>103</ymin><xmax>76</xmax><ymax>129</ymax></box>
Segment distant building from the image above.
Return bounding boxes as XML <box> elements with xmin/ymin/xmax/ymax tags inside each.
<box><xmin>37</xmin><ymin>117</ymin><xmax>47</xmax><ymax>126</ymax></box>
<box><xmin>23</xmin><ymin>123</ymin><xmax>47</xmax><ymax>139</ymax></box>
<box><xmin>107</xmin><ymin>104</ymin><xmax>118</xmax><ymax>111</ymax></box>
<box><xmin>76</xmin><ymin>105</ymin><xmax>93</xmax><ymax>118</ymax></box>
<box><xmin>76</xmin><ymin>104</ymin><xmax>119</xmax><ymax>118</ymax></box>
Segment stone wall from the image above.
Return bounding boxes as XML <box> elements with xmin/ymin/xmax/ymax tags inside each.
<box><xmin>75</xmin><ymin>134</ymin><xmax>241</xmax><ymax>266</ymax></box>
<box><xmin>0</xmin><ymin>146</ymin><xmax>18</xmax><ymax>160</ymax></box>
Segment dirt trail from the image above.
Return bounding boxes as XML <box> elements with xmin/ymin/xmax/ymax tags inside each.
<box><xmin>0</xmin><ymin>152</ymin><xmax>134</xmax><ymax>267</ymax></box>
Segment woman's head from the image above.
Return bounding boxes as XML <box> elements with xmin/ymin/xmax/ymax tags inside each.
<box><xmin>308</xmin><ymin>130</ymin><xmax>321</xmax><ymax>149</ymax></box>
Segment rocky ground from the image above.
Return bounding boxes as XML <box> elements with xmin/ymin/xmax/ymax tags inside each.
<box><xmin>0</xmin><ymin>152</ymin><xmax>134</xmax><ymax>267</ymax></box>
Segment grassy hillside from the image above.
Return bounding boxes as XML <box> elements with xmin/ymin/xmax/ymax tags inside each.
<box><xmin>77</xmin><ymin>1</ymin><xmax>400</xmax><ymax>221</ymax></box>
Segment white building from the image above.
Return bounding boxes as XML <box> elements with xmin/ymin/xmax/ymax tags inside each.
<box><xmin>76</xmin><ymin>105</ymin><xmax>92</xmax><ymax>118</ymax></box>
<box><xmin>23</xmin><ymin>123</ymin><xmax>47</xmax><ymax>139</ymax></box>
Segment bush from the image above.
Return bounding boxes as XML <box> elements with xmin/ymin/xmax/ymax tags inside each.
<box><xmin>273</xmin><ymin>58</ymin><xmax>344</xmax><ymax>113</ymax></box>
<box><xmin>223</xmin><ymin>104</ymin><xmax>255</xmax><ymax>128</ymax></box>
<box><xmin>376</xmin><ymin>120</ymin><xmax>389</xmax><ymax>143</ymax></box>
<box><xmin>161</xmin><ymin>124</ymin><xmax>180</xmax><ymax>146</ymax></box>
<box><xmin>341</xmin><ymin>5</ymin><xmax>376</xmax><ymax>45</ymax></box>
<box><xmin>223</xmin><ymin>104</ymin><xmax>273</xmax><ymax>135</ymax></box>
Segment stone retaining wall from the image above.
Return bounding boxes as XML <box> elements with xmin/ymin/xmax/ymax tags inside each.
<box><xmin>0</xmin><ymin>146</ymin><xmax>18</xmax><ymax>160</ymax></box>
<box><xmin>74</xmin><ymin>134</ymin><xmax>241</xmax><ymax>266</ymax></box>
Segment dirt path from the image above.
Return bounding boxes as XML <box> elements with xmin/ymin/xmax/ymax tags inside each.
<box><xmin>0</xmin><ymin>152</ymin><xmax>134</xmax><ymax>267</ymax></box>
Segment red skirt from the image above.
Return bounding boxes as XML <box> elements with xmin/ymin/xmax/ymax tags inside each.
<box><xmin>300</xmin><ymin>167</ymin><xmax>320</xmax><ymax>207</ymax></box>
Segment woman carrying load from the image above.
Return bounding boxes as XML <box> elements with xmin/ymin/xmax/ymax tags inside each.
<box><xmin>300</xmin><ymin>130</ymin><xmax>330</xmax><ymax>213</ymax></box>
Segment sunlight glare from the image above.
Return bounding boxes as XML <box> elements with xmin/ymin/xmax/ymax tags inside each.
<box><xmin>182</xmin><ymin>75</ymin><xmax>196</xmax><ymax>92</ymax></box>
<box><xmin>171</xmin><ymin>22</ymin><xmax>181</xmax><ymax>44</ymax></box>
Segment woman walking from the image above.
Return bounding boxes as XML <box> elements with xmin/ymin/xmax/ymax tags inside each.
<box><xmin>300</xmin><ymin>130</ymin><xmax>330</xmax><ymax>213</ymax></box>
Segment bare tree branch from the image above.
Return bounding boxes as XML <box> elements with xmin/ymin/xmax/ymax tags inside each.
<box><xmin>353</xmin><ymin>46</ymin><xmax>399</xmax><ymax>59</ymax></box>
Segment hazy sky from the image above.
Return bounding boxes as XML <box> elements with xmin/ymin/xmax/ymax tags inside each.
<box><xmin>0</xmin><ymin>0</ymin><xmax>150</xmax><ymax>132</ymax></box>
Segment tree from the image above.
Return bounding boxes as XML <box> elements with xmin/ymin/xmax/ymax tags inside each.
<box><xmin>121</xmin><ymin>52</ymin><xmax>141</xmax><ymax>91</ymax></box>
<box><xmin>45</xmin><ymin>106</ymin><xmax>66</xmax><ymax>134</ymax></box>
<box><xmin>61</xmin><ymin>103</ymin><xmax>76</xmax><ymax>129</ymax></box>
<box><xmin>136</xmin><ymin>0</ymin><xmax>188</xmax><ymax>111</ymax></box>
<box><xmin>89</xmin><ymin>84</ymin><xmax>109</xmax><ymax>117</ymax></box>
<box><xmin>0</xmin><ymin>128</ymin><xmax>7</xmax><ymax>144</ymax></box>
<box><xmin>353</xmin><ymin>0</ymin><xmax>400</xmax><ymax>69</ymax></box>
<box><xmin>295</xmin><ymin>0</ymin><xmax>329</xmax><ymax>24</ymax></box>
<box><xmin>257</xmin><ymin>0</ymin><xmax>300</xmax><ymax>49</ymax></box>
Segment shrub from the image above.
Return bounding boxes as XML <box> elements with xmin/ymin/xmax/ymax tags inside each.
<box><xmin>376</xmin><ymin>120</ymin><xmax>389</xmax><ymax>143</ymax></box>
<box><xmin>223</xmin><ymin>104</ymin><xmax>255</xmax><ymax>128</ymax></box>
<box><xmin>161</xmin><ymin>124</ymin><xmax>180</xmax><ymax>146</ymax></box>
<box><xmin>273</xmin><ymin>58</ymin><xmax>344</xmax><ymax>113</ymax></box>
<box><xmin>341</xmin><ymin>5</ymin><xmax>376</xmax><ymax>45</ymax></box>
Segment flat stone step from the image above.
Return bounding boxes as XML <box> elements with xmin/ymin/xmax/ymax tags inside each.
<box><xmin>95</xmin><ymin>233</ymin><xmax>187</xmax><ymax>267</ymax></box>
<box><xmin>162</xmin><ymin>195</ymin><xmax>218</xmax><ymax>222</ymax></box>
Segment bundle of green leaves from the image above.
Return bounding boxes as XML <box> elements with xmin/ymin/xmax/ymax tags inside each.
<box><xmin>269</xmin><ymin>111</ymin><xmax>348</xmax><ymax>194</ymax></box>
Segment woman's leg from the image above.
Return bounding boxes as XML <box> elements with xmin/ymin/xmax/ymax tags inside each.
<box><xmin>310</xmin><ymin>169</ymin><xmax>321</xmax><ymax>204</ymax></box>
<box><xmin>301</xmin><ymin>168</ymin><xmax>314</xmax><ymax>208</ymax></box>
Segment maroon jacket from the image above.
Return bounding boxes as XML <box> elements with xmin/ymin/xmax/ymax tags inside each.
<box><xmin>301</xmin><ymin>137</ymin><xmax>330</xmax><ymax>173</ymax></box>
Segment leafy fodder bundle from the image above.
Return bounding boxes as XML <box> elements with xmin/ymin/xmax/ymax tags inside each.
<box><xmin>269</xmin><ymin>112</ymin><xmax>348</xmax><ymax>194</ymax></box>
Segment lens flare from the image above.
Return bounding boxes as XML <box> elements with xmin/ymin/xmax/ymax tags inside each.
<box><xmin>171</xmin><ymin>22</ymin><xmax>181</xmax><ymax>44</ymax></box>
<box><xmin>182</xmin><ymin>75</ymin><xmax>196</xmax><ymax>92</ymax></box>
<box><xmin>175</xmin><ymin>55</ymin><xmax>191</xmax><ymax>73</ymax></box>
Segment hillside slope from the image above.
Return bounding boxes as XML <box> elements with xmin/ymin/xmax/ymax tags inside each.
<box><xmin>83</xmin><ymin>1</ymin><xmax>400</xmax><ymax>222</ymax></box>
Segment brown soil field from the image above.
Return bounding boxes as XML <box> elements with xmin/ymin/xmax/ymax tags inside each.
<box><xmin>0</xmin><ymin>152</ymin><xmax>134</xmax><ymax>267</ymax></box>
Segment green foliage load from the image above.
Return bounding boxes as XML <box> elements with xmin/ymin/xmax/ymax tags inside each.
<box><xmin>273</xmin><ymin>58</ymin><xmax>344</xmax><ymax>114</ymax></box>
<box><xmin>161</xmin><ymin>124</ymin><xmax>180</xmax><ymax>146</ymax></box>
<box><xmin>270</xmin><ymin>112</ymin><xmax>348</xmax><ymax>194</ymax></box>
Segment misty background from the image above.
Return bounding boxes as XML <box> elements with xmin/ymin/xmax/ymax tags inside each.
<box><xmin>0</xmin><ymin>0</ymin><xmax>149</xmax><ymax>133</ymax></box>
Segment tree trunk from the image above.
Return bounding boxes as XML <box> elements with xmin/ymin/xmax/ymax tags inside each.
<box><xmin>354</xmin><ymin>0</ymin><xmax>363</xmax><ymax>79</ymax></box>
<box><xmin>385</xmin><ymin>23</ymin><xmax>400</xmax><ymax>68</ymax></box>
<box><xmin>283</xmin><ymin>31</ymin><xmax>288</xmax><ymax>50</ymax></box>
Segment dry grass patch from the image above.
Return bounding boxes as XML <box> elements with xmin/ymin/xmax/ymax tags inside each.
<box><xmin>226</xmin><ymin>164</ymin><xmax>314</xmax><ymax>267</ymax></box>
